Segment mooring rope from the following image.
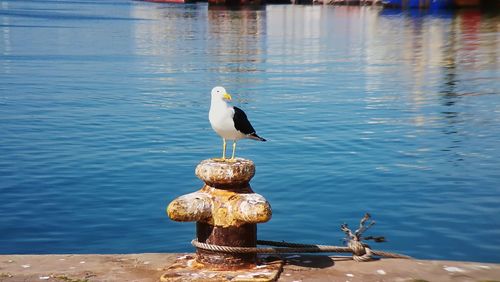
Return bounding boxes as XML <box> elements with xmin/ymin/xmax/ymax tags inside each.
<box><xmin>191</xmin><ymin>214</ymin><xmax>412</xmax><ymax>262</ymax></box>
<box><xmin>191</xmin><ymin>239</ymin><xmax>411</xmax><ymax>262</ymax></box>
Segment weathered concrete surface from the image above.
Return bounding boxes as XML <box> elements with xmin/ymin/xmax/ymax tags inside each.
<box><xmin>0</xmin><ymin>253</ymin><xmax>175</xmax><ymax>282</ymax></box>
<box><xmin>0</xmin><ymin>253</ymin><xmax>499</xmax><ymax>282</ymax></box>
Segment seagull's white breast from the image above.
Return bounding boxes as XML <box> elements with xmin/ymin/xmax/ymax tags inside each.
<box><xmin>209</xmin><ymin>102</ymin><xmax>245</xmax><ymax>140</ymax></box>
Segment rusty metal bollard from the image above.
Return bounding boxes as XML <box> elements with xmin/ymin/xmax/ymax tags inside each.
<box><xmin>167</xmin><ymin>158</ymin><xmax>272</xmax><ymax>270</ymax></box>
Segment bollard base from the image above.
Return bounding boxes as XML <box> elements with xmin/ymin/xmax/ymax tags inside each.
<box><xmin>160</xmin><ymin>254</ymin><xmax>283</xmax><ymax>282</ymax></box>
<box><xmin>196</xmin><ymin>222</ymin><xmax>257</xmax><ymax>269</ymax></box>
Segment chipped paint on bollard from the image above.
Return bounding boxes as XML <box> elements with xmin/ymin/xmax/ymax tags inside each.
<box><xmin>162</xmin><ymin>158</ymin><xmax>281</xmax><ymax>281</ymax></box>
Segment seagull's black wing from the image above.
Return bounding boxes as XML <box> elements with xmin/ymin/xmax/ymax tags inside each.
<box><xmin>233</xmin><ymin>106</ymin><xmax>256</xmax><ymax>135</ymax></box>
<box><xmin>233</xmin><ymin>106</ymin><xmax>266</xmax><ymax>141</ymax></box>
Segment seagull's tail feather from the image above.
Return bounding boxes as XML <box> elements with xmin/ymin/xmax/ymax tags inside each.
<box><xmin>248</xmin><ymin>133</ymin><xmax>266</xmax><ymax>142</ymax></box>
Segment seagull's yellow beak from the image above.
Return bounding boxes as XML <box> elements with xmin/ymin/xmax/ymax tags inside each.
<box><xmin>223</xmin><ymin>93</ymin><xmax>232</xmax><ymax>101</ymax></box>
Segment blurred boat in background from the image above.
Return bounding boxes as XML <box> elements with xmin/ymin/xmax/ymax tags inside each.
<box><xmin>382</xmin><ymin>0</ymin><xmax>498</xmax><ymax>8</ymax></box>
<box><xmin>383</xmin><ymin>0</ymin><xmax>453</xmax><ymax>9</ymax></box>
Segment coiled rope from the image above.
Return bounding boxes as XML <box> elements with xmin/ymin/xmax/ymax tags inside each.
<box><xmin>192</xmin><ymin>213</ymin><xmax>412</xmax><ymax>262</ymax></box>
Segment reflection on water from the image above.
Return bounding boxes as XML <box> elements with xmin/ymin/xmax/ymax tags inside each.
<box><xmin>1</xmin><ymin>1</ymin><xmax>499</xmax><ymax>262</ymax></box>
<box><xmin>206</xmin><ymin>7</ymin><xmax>265</xmax><ymax>75</ymax></box>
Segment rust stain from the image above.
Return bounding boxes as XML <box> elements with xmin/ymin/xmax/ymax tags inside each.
<box><xmin>160</xmin><ymin>256</ymin><xmax>283</xmax><ymax>282</ymax></box>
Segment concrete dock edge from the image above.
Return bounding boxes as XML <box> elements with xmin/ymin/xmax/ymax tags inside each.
<box><xmin>1</xmin><ymin>253</ymin><xmax>499</xmax><ymax>282</ymax></box>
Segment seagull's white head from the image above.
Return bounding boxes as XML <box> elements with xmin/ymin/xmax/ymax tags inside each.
<box><xmin>211</xmin><ymin>86</ymin><xmax>232</xmax><ymax>102</ymax></box>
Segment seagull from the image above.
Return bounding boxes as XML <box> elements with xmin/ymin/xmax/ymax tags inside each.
<box><xmin>209</xmin><ymin>86</ymin><xmax>266</xmax><ymax>161</ymax></box>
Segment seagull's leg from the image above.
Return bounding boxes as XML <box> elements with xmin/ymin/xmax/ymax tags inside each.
<box><xmin>222</xmin><ymin>138</ymin><xmax>227</xmax><ymax>160</ymax></box>
<box><xmin>213</xmin><ymin>138</ymin><xmax>227</xmax><ymax>162</ymax></box>
<box><xmin>231</xmin><ymin>141</ymin><xmax>237</xmax><ymax>160</ymax></box>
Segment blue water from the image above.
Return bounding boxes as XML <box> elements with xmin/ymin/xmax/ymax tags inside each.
<box><xmin>1</xmin><ymin>0</ymin><xmax>499</xmax><ymax>263</ymax></box>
